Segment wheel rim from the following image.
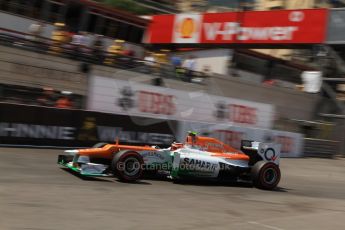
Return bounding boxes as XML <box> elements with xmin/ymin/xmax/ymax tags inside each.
<box><xmin>263</xmin><ymin>168</ymin><xmax>277</xmax><ymax>185</ymax></box>
<box><xmin>123</xmin><ymin>157</ymin><xmax>141</xmax><ymax>177</ymax></box>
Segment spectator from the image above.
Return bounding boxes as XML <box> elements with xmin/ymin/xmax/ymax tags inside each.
<box><xmin>36</xmin><ymin>87</ymin><xmax>56</xmax><ymax>107</ymax></box>
<box><xmin>122</xmin><ymin>43</ymin><xmax>135</xmax><ymax>57</ymax></box>
<box><xmin>92</xmin><ymin>35</ymin><xmax>105</xmax><ymax>64</ymax></box>
<box><xmin>154</xmin><ymin>50</ymin><xmax>170</xmax><ymax>76</ymax></box>
<box><xmin>144</xmin><ymin>51</ymin><xmax>156</xmax><ymax>73</ymax></box>
<box><xmin>123</xmin><ymin>49</ymin><xmax>134</xmax><ymax>57</ymax></box>
<box><xmin>56</xmin><ymin>92</ymin><xmax>73</xmax><ymax>109</ymax></box>
<box><xmin>28</xmin><ymin>21</ymin><xmax>44</xmax><ymax>41</ymax></box>
<box><xmin>171</xmin><ymin>55</ymin><xmax>182</xmax><ymax>68</ymax></box>
<box><xmin>105</xmin><ymin>39</ymin><xmax>124</xmax><ymax>65</ymax></box>
<box><xmin>182</xmin><ymin>55</ymin><xmax>197</xmax><ymax>82</ymax></box>
<box><xmin>71</xmin><ymin>32</ymin><xmax>82</xmax><ymax>57</ymax></box>
<box><xmin>80</xmin><ymin>32</ymin><xmax>90</xmax><ymax>48</ymax></box>
<box><xmin>120</xmin><ymin>44</ymin><xmax>135</xmax><ymax>68</ymax></box>
<box><xmin>50</xmin><ymin>23</ymin><xmax>69</xmax><ymax>54</ymax></box>
<box><xmin>71</xmin><ymin>32</ymin><xmax>84</xmax><ymax>45</ymax></box>
<box><xmin>155</xmin><ymin>50</ymin><xmax>169</xmax><ymax>64</ymax></box>
<box><xmin>71</xmin><ymin>31</ymin><xmax>89</xmax><ymax>59</ymax></box>
<box><xmin>170</xmin><ymin>55</ymin><xmax>183</xmax><ymax>79</ymax></box>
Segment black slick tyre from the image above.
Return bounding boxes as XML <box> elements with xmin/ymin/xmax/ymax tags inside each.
<box><xmin>252</xmin><ymin>161</ymin><xmax>281</xmax><ymax>190</ymax></box>
<box><xmin>111</xmin><ymin>150</ymin><xmax>144</xmax><ymax>182</ymax></box>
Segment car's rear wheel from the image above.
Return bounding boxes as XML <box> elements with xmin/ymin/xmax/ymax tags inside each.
<box><xmin>252</xmin><ymin>161</ymin><xmax>281</xmax><ymax>190</ymax></box>
<box><xmin>111</xmin><ymin>150</ymin><xmax>144</xmax><ymax>182</ymax></box>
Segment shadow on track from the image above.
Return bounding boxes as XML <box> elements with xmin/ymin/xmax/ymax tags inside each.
<box><xmin>273</xmin><ymin>187</ymin><xmax>291</xmax><ymax>192</ymax></box>
<box><xmin>60</xmin><ymin>167</ymin><xmax>289</xmax><ymax>190</ymax></box>
<box><xmin>172</xmin><ymin>179</ymin><xmax>291</xmax><ymax>192</ymax></box>
<box><xmin>114</xmin><ymin>179</ymin><xmax>151</xmax><ymax>185</ymax></box>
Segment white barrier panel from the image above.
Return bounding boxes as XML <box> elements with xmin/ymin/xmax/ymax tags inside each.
<box><xmin>177</xmin><ymin>121</ymin><xmax>304</xmax><ymax>158</ymax></box>
<box><xmin>88</xmin><ymin>76</ymin><xmax>275</xmax><ymax>129</ymax></box>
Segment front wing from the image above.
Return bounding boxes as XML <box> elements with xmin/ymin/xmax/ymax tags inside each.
<box><xmin>57</xmin><ymin>155</ymin><xmax>110</xmax><ymax>177</ymax></box>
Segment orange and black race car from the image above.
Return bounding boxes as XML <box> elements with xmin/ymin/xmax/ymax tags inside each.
<box><xmin>58</xmin><ymin>132</ymin><xmax>281</xmax><ymax>190</ymax></box>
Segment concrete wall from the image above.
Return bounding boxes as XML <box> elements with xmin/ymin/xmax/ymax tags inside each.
<box><xmin>0</xmin><ymin>45</ymin><xmax>86</xmax><ymax>95</ymax></box>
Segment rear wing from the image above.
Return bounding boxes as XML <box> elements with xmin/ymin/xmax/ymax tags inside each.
<box><xmin>241</xmin><ymin>140</ymin><xmax>281</xmax><ymax>165</ymax></box>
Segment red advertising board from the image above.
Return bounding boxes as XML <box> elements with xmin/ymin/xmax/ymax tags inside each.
<box><xmin>145</xmin><ymin>14</ymin><xmax>175</xmax><ymax>43</ymax></box>
<box><xmin>145</xmin><ymin>9</ymin><xmax>328</xmax><ymax>44</ymax></box>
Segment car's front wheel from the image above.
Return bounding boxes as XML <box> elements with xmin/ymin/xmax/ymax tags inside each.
<box><xmin>111</xmin><ymin>150</ymin><xmax>144</xmax><ymax>182</ymax></box>
<box><xmin>252</xmin><ymin>161</ymin><xmax>281</xmax><ymax>190</ymax></box>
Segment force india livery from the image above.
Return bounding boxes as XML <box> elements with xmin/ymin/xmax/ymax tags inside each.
<box><xmin>58</xmin><ymin>132</ymin><xmax>281</xmax><ymax>190</ymax></box>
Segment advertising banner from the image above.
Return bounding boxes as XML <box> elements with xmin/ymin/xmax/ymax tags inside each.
<box><xmin>177</xmin><ymin>121</ymin><xmax>304</xmax><ymax>158</ymax></box>
<box><xmin>145</xmin><ymin>9</ymin><xmax>328</xmax><ymax>44</ymax></box>
<box><xmin>88</xmin><ymin>76</ymin><xmax>275</xmax><ymax>129</ymax></box>
<box><xmin>0</xmin><ymin>103</ymin><xmax>176</xmax><ymax>147</ymax></box>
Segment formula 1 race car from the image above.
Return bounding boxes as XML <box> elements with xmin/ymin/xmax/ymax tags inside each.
<box><xmin>58</xmin><ymin>132</ymin><xmax>281</xmax><ymax>190</ymax></box>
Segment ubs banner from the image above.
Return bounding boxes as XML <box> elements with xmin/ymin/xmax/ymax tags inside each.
<box><xmin>0</xmin><ymin>103</ymin><xmax>176</xmax><ymax>147</ymax></box>
<box><xmin>177</xmin><ymin>121</ymin><xmax>304</xmax><ymax>158</ymax></box>
<box><xmin>88</xmin><ymin>76</ymin><xmax>275</xmax><ymax>129</ymax></box>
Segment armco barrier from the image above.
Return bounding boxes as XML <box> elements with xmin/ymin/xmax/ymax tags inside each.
<box><xmin>0</xmin><ymin>103</ymin><xmax>177</xmax><ymax>147</ymax></box>
<box><xmin>303</xmin><ymin>138</ymin><xmax>339</xmax><ymax>158</ymax></box>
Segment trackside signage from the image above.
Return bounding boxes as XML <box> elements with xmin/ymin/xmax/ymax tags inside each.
<box><xmin>0</xmin><ymin>103</ymin><xmax>176</xmax><ymax>147</ymax></box>
<box><xmin>145</xmin><ymin>9</ymin><xmax>328</xmax><ymax>44</ymax></box>
<box><xmin>88</xmin><ymin>76</ymin><xmax>275</xmax><ymax>129</ymax></box>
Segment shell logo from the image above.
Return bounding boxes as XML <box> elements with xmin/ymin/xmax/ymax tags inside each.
<box><xmin>289</xmin><ymin>11</ymin><xmax>304</xmax><ymax>22</ymax></box>
<box><xmin>179</xmin><ymin>17</ymin><xmax>196</xmax><ymax>38</ymax></box>
<box><xmin>173</xmin><ymin>14</ymin><xmax>201</xmax><ymax>43</ymax></box>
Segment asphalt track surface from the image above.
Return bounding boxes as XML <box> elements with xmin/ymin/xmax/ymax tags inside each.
<box><xmin>0</xmin><ymin>148</ymin><xmax>345</xmax><ymax>230</ymax></box>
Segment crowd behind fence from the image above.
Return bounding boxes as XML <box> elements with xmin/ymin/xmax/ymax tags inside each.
<box><xmin>0</xmin><ymin>27</ymin><xmax>211</xmax><ymax>84</ymax></box>
<box><xmin>0</xmin><ymin>83</ymin><xmax>84</xmax><ymax>110</ymax></box>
